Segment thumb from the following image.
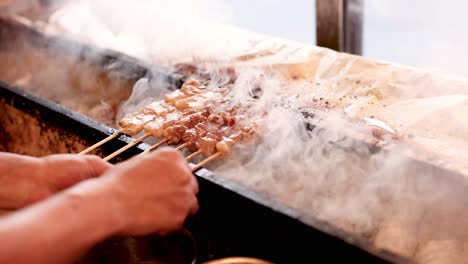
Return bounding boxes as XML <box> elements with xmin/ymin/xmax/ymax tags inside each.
<box><xmin>41</xmin><ymin>154</ymin><xmax>112</xmax><ymax>190</ymax></box>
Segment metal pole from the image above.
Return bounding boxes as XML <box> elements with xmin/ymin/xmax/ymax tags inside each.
<box><xmin>344</xmin><ymin>0</ymin><xmax>363</xmax><ymax>55</ymax></box>
<box><xmin>315</xmin><ymin>0</ymin><xmax>363</xmax><ymax>55</ymax></box>
<box><xmin>316</xmin><ymin>0</ymin><xmax>344</xmax><ymax>52</ymax></box>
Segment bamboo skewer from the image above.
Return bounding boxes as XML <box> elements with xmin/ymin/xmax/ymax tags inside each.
<box><xmin>185</xmin><ymin>149</ymin><xmax>203</xmax><ymax>161</ymax></box>
<box><xmin>79</xmin><ymin>130</ymin><xmax>123</xmax><ymax>155</ymax></box>
<box><xmin>137</xmin><ymin>139</ymin><xmax>169</xmax><ymax>157</ymax></box>
<box><xmin>176</xmin><ymin>142</ymin><xmax>189</xmax><ymax>150</ymax></box>
<box><xmin>104</xmin><ymin>133</ymin><xmax>151</xmax><ymax>161</ymax></box>
<box><xmin>191</xmin><ymin>152</ymin><xmax>222</xmax><ymax>172</ymax></box>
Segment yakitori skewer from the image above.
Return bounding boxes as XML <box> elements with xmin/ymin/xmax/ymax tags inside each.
<box><xmin>176</xmin><ymin>142</ymin><xmax>189</xmax><ymax>150</ymax></box>
<box><xmin>81</xmin><ymin>103</ymin><xmax>169</xmax><ymax>155</ymax></box>
<box><xmin>79</xmin><ymin>130</ymin><xmax>123</xmax><ymax>155</ymax></box>
<box><xmin>191</xmin><ymin>152</ymin><xmax>222</xmax><ymax>172</ymax></box>
<box><xmin>185</xmin><ymin>149</ymin><xmax>203</xmax><ymax>161</ymax></box>
<box><xmin>104</xmin><ymin>133</ymin><xmax>151</xmax><ymax>161</ymax></box>
<box><xmin>137</xmin><ymin>139</ymin><xmax>169</xmax><ymax>157</ymax></box>
<box><xmin>99</xmin><ymin>78</ymin><xmax>256</xmax><ymax>166</ymax></box>
<box><xmin>188</xmin><ymin>125</ymin><xmax>257</xmax><ymax>170</ymax></box>
<box><xmin>81</xmin><ymin>84</ymin><xmax>201</xmax><ymax>156</ymax></box>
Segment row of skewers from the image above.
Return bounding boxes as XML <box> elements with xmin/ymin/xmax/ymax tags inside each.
<box><xmin>78</xmin><ymin>72</ymin><xmax>399</xmax><ymax>172</ymax></box>
<box><xmin>79</xmin><ymin>80</ymin><xmax>257</xmax><ymax>172</ymax></box>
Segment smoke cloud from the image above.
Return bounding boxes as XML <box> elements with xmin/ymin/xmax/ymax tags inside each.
<box><xmin>48</xmin><ymin>0</ymin><xmax>238</xmax><ymax>64</ymax></box>
<box><xmin>208</xmin><ymin>68</ymin><xmax>468</xmax><ymax>262</ymax></box>
<box><xmin>116</xmin><ymin>59</ymin><xmax>468</xmax><ymax>262</ymax></box>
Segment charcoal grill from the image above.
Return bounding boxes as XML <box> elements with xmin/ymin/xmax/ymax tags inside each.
<box><xmin>0</xmin><ymin>16</ymin><xmax>421</xmax><ymax>264</ymax></box>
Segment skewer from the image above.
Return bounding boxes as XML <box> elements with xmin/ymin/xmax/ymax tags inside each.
<box><xmin>79</xmin><ymin>130</ymin><xmax>123</xmax><ymax>155</ymax></box>
<box><xmin>104</xmin><ymin>133</ymin><xmax>151</xmax><ymax>161</ymax></box>
<box><xmin>176</xmin><ymin>142</ymin><xmax>189</xmax><ymax>150</ymax></box>
<box><xmin>137</xmin><ymin>139</ymin><xmax>168</xmax><ymax>157</ymax></box>
<box><xmin>185</xmin><ymin>149</ymin><xmax>203</xmax><ymax>161</ymax></box>
<box><xmin>191</xmin><ymin>152</ymin><xmax>222</xmax><ymax>172</ymax></box>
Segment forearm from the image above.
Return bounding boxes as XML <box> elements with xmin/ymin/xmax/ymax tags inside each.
<box><xmin>0</xmin><ymin>153</ymin><xmax>42</xmax><ymax>209</ymax></box>
<box><xmin>0</xmin><ymin>178</ymin><xmax>125</xmax><ymax>264</ymax></box>
<box><xmin>0</xmin><ymin>152</ymin><xmax>111</xmax><ymax>210</ymax></box>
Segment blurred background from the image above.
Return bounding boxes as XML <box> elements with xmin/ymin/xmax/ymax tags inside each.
<box><xmin>222</xmin><ymin>0</ymin><xmax>468</xmax><ymax>78</ymax></box>
<box><xmin>3</xmin><ymin>0</ymin><xmax>467</xmax><ymax>78</ymax></box>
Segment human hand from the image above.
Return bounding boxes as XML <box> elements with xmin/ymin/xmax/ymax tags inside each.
<box><xmin>0</xmin><ymin>150</ymin><xmax>198</xmax><ymax>264</ymax></box>
<box><xmin>0</xmin><ymin>153</ymin><xmax>111</xmax><ymax>209</ymax></box>
<box><xmin>97</xmin><ymin>148</ymin><xmax>199</xmax><ymax>236</ymax></box>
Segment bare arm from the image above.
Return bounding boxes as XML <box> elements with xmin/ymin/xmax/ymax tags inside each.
<box><xmin>0</xmin><ymin>148</ymin><xmax>198</xmax><ymax>264</ymax></box>
<box><xmin>0</xmin><ymin>178</ymin><xmax>123</xmax><ymax>264</ymax></box>
<box><xmin>0</xmin><ymin>152</ymin><xmax>110</xmax><ymax>209</ymax></box>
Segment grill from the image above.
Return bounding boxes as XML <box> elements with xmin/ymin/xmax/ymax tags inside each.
<box><xmin>0</xmin><ymin>16</ymin><xmax>441</xmax><ymax>264</ymax></box>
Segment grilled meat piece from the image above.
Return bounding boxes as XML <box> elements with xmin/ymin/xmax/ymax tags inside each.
<box><xmin>216</xmin><ymin>137</ymin><xmax>235</xmax><ymax>154</ymax></box>
<box><xmin>163</xmin><ymin>125</ymin><xmax>187</xmax><ymax>144</ymax></box>
<box><xmin>119</xmin><ymin>113</ymin><xmax>155</xmax><ymax>136</ymax></box>
<box><xmin>197</xmin><ymin>135</ymin><xmax>218</xmax><ymax>156</ymax></box>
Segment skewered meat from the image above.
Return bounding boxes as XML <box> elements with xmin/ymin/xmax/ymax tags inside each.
<box><xmin>197</xmin><ymin>135</ymin><xmax>218</xmax><ymax>156</ymax></box>
<box><xmin>128</xmin><ymin>85</ymin><xmax>229</xmax><ymax>136</ymax></box>
<box><xmin>221</xmin><ymin>111</ymin><xmax>236</xmax><ymax>127</ymax></box>
<box><xmin>119</xmin><ymin>113</ymin><xmax>155</xmax><ymax>136</ymax></box>
<box><xmin>215</xmin><ymin>125</ymin><xmax>255</xmax><ymax>155</ymax></box>
<box><xmin>194</xmin><ymin>123</ymin><xmax>208</xmax><ymax>137</ymax></box>
<box><xmin>180</xmin><ymin>81</ymin><xmax>204</xmax><ymax>95</ymax></box>
<box><xmin>143</xmin><ymin>103</ymin><xmax>256</xmax><ymax>156</ymax></box>
<box><xmin>163</xmin><ymin>125</ymin><xmax>187</xmax><ymax>144</ymax></box>
<box><xmin>119</xmin><ymin>98</ymin><xmax>178</xmax><ymax>135</ymax></box>
<box><xmin>143</xmin><ymin>108</ymin><xmax>205</xmax><ymax>138</ymax></box>
<box><xmin>118</xmin><ymin>78</ymin><xmax>259</xmax><ymax>161</ymax></box>
<box><xmin>170</xmin><ymin>107</ymin><xmax>257</xmax><ymax>156</ymax></box>
<box><xmin>208</xmin><ymin>113</ymin><xmax>224</xmax><ymax>126</ymax></box>
<box><xmin>241</xmin><ymin>125</ymin><xmax>256</xmax><ymax>139</ymax></box>
<box><xmin>168</xmin><ymin>87</ymin><xmax>228</xmax><ymax>111</ymax></box>
<box><xmin>216</xmin><ymin>137</ymin><xmax>235</xmax><ymax>154</ymax></box>
<box><xmin>144</xmin><ymin>112</ymin><xmax>182</xmax><ymax>137</ymax></box>
<box><xmin>174</xmin><ymin>97</ymin><xmax>209</xmax><ymax>111</ymax></box>
<box><xmin>182</xmin><ymin>128</ymin><xmax>200</xmax><ymax>152</ymax></box>
<box><xmin>180</xmin><ymin>112</ymin><xmax>208</xmax><ymax>128</ymax></box>
<box><xmin>141</xmin><ymin>101</ymin><xmax>175</xmax><ymax>116</ymax></box>
<box><xmin>164</xmin><ymin>89</ymin><xmax>188</xmax><ymax>104</ymax></box>
<box><xmin>144</xmin><ymin>117</ymin><xmax>165</xmax><ymax>138</ymax></box>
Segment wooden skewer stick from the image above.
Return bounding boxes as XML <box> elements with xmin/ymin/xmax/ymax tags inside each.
<box><xmin>191</xmin><ymin>152</ymin><xmax>222</xmax><ymax>172</ymax></box>
<box><xmin>176</xmin><ymin>142</ymin><xmax>189</xmax><ymax>150</ymax></box>
<box><xmin>104</xmin><ymin>133</ymin><xmax>151</xmax><ymax>161</ymax></box>
<box><xmin>185</xmin><ymin>149</ymin><xmax>203</xmax><ymax>162</ymax></box>
<box><xmin>79</xmin><ymin>130</ymin><xmax>124</xmax><ymax>155</ymax></box>
<box><xmin>137</xmin><ymin>139</ymin><xmax>168</xmax><ymax>157</ymax></box>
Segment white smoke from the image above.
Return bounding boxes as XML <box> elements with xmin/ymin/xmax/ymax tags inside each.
<box><xmin>204</xmin><ymin>68</ymin><xmax>468</xmax><ymax>262</ymax></box>
<box><xmin>48</xmin><ymin>0</ymin><xmax>236</xmax><ymax>64</ymax></box>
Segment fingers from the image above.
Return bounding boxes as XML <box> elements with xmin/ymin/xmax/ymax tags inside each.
<box><xmin>0</xmin><ymin>152</ymin><xmax>39</xmax><ymax>175</ymax></box>
<box><xmin>41</xmin><ymin>154</ymin><xmax>112</xmax><ymax>190</ymax></box>
<box><xmin>149</xmin><ymin>146</ymin><xmax>199</xmax><ymax>188</ymax></box>
<box><xmin>189</xmin><ymin>197</ymin><xmax>199</xmax><ymax>216</ymax></box>
<box><xmin>151</xmin><ymin>148</ymin><xmax>200</xmax><ymax>207</ymax></box>
<box><xmin>103</xmin><ymin>147</ymin><xmax>200</xmax><ymax>235</ymax></box>
<box><xmin>141</xmin><ymin>147</ymin><xmax>189</xmax><ymax>170</ymax></box>
<box><xmin>153</xmin><ymin>147</ymin><xmax>199</xmax><ymax>190</ymax></box>
<box><xmin>133</xmin><ymin>148</ymin><xmax>199</xmax><ymax>193</ymax></box>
